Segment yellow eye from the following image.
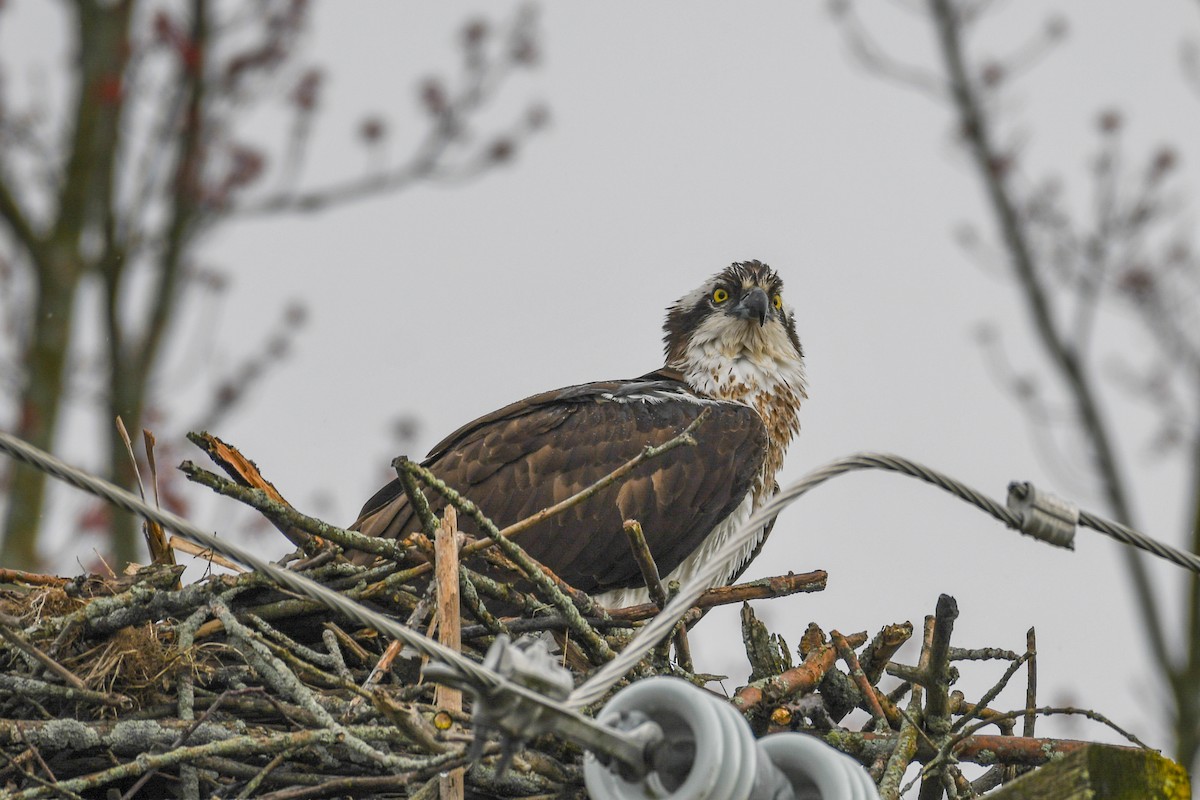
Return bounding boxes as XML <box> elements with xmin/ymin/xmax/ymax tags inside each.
<box><xmin>773</xmin><ymin>293</ymin><xmax>783</xmax><ymax>310</ymax></box>
<box><xmin>712</xmin><ymin>288</ymin><xmax>729</xmax><ymax>303</ymax></box>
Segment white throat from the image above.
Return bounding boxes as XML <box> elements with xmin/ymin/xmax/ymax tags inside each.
<box><xmin>673</xmin><ymin>315</ymin><xmax>808</xmax><ymax>408</ymax></box>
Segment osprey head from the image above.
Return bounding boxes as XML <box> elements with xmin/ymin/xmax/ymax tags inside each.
<box><xmin>663</xmin><ymin>261</ymin><xmax>804</xmax><ymax>378</ymax></box>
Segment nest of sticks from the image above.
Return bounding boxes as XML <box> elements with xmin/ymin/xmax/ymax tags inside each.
<box><xmin>0</xmin><ymin>432</ymin><xmax>1153</xmax><ymax>799</ymax></box>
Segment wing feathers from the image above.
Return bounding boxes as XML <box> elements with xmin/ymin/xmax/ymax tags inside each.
<box><xmin>350</xmin><ymin>373</ymin><xmax>767</xmax><ymax>595</ymax></box>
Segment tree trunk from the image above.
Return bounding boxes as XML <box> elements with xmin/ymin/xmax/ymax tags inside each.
<box><xmin>0</xmin><ymin>0</ymin><xmax>133</xmax><ymax>569</ymax></box>
<box><xmin>0</xmin><ymin>256</ymin><xmax>81</xmax><ymax>569</ymax></box>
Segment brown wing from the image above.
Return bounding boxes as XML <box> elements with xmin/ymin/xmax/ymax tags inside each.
<box><xmin>350</xmin><ymin>370</ymin><xmax>767</xmax><ymax>594</ymax></box>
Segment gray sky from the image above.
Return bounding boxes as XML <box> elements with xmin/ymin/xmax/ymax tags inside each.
<box><xmin>6</xmin><ymin>0</ymin><xmax>1200</xmax><ymax>783</ymax></box>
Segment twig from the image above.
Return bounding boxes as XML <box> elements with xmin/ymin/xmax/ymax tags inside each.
<box><xmin>858</xmin><ymin>621</ymin><xmax>914</xmax><ymax>685</ymax></box>
<box><xmin>119</xmin><ymin>687</ymin><xmax>261</xmax><ymax>800</ymax></box>
<box><xmin>621</xmin><ymin>520</ymin><xmax>668</xmax><ymax>609</ymax></box>
<box><xmin>0</xmin><ymin>569</ymin><xmax>69</xmax><ymax>587</ymax></box>
<box><xmin>457</xmin><ymin>565</ymin><xmax>544</xmax><ymax>619</ymax></box>
<box><xmin>186</xmin><ymin>431</ymin><xmax>321</xmax><ymax>551</ymax></box>
<box><xmin>396</xmin><ymin>457</ymin><xmax>441</xmax><ymax>539</ymax></box>
<box><xmin>948</xmin><ymin>646</ymin><xmax>1019</xmax><ymax>661</ymax></box>
<box><xmin>830</xmin><ymin>629</ymin><xmax>894</xmax><ymax>730</ymax></box>
<box><xmin>741</xmin><ymin>603</ymin><xmax>790</xmax><ymax>683</ymax></box>
<box><xmin>0</xmin><ymin>746</ymin><xmax>83</xmax><ymax>800</ymax></box>
<box><xmin>3</xmin><ymin>728</ymin><xmax>408</xmax><ymax>800</ymax></box>
<box><xmin>954</xmin><ymin>705</ymin><xmax>1152</xmax><ymax>751</ymax></box>
<box><xmin>233</xmin><ymin>9</ymin><xmax>545</xmax><ymax>219</ymax></box>
<box><xmin>396</xmin><ymin>459</ymin><xmax>615</xmax><ymax>664</ymax></box>
<box><xmin>928</xmin><ymin>0</ymin><xmax>1164</xmax><ymax>672</ymax></box>
<box><xmin>322</xmin><ymin>623</ymin><xmax>372</xmax><ymax>666</ymax></box>
<box><xmin>168</xmin><ymin>535</ymin><xmax>245</xmax><ymax>572</ymax></box>
<box><xmin>349</xmin><ymin>581</ymin><xmax>437</xmax><ymax>711</ymax></box>
<box><xmin>923</xmin><ymin>593</ymin><xmax>959</xmax><ymax>734</ymax></box>
<box><xmin>1023</xmin><ymin>626</ymin><xmax>1037</xmax><ymax>738</ymax></box>
<box><xmin>916</xmin><ymin>596</ymin><xmax>960</xmax><ymax>800</ymax></box>
<box><xmin>115</xmin><ymin>417</ymin><xmax>174</xmax><ymax>568</ymax></box>
<box><xmin>831</xmin><ymin>0</ymin><xmax>948</xmax><ymax>100</ymax></box>
<box><xmin>457</xmin><ymin>571</ymin><xmax>511</xmax><ymax>639</ymax></box>
<box><xmin>12</xmin><ymin>723</ymin><xmax>63</xmax><ymax>791</ymax></box>
<box><xmin>252</xmin><ymin>751</ymin><xmax>473</xmax><ymax>800</ymax></box>
<box><xmin>211</xmin><ymin>598</ymin><xmax>422</xmax><ymax>770</ymax></box>
<box><xmin>180</xmin><ymin>461</ymin><xmax>401</xmax><ymax>560</ymax></box>
<box><xmin>732</xmin><ymin>631</ymin><xmax>867</xmax><ymax>713</ymax></box>
<box><xmin>174</xmin><ymin>606</ymin><xmax>208</xmax><ymax>800</ymax></box>
<box><xmin>607</xmin><ymin>570</ymin><xmax>828</xmax><ymax>621</ymax></box>
<box><xmin>0</xmin><ymin>672</ymin><xmax>129</xmax><ymax>708</ymax></box>
<box><xmin>950</xmin><ymin>652</ymin><xmax>1030</xmax><ymax>732</ymax></box>
<box><xmin>948</xmin><ymin>692</ymin><xmax>1014</xmax><ymax>736</ymax></box>
<box><xmin>237</xmin><ymin>752</ymin><xmax>289</xmax><ymax>799</ymax></box>
<box><xmin>460</xmin><ymin>614</ymin><xmax>638</xmax><ymax>640</ymax></box>
<box><xmin>622</xmin><ymin>520</ymin><xmax>692</xmax><ymax>671</ymax></box>
<box><xmin>344</xmin><ymin>638</ymin><xmax>406</xmax><ymax>722</ymax></box>
<box><xmin>879</xmin><ymin>685</ymin><xmax>923</xmax><ymax>800</ymax></box>
<box><xmin>0</xmin><ymin>612</ymin><xmax>88</xmax><ymax>690</ymax></box>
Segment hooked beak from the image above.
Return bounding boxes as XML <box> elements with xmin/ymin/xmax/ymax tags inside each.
<box><xmin>730</xmin><ymin>287</ymin><xmax>769</xmax><ymax>326</ymax></box>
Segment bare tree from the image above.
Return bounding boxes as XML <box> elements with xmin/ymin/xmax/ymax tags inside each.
<box><xmin>0</xmin><ymin>1</ymin><xmax>546</xmax><ymax>570</ymax></box>
<box><xmin>832</xmin><ymin>0</ymin><xmax>1200</xmax><ymax>777</ymax></box>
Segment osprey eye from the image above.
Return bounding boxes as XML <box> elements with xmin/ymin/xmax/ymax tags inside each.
<box><xmin>773</xmin><ymin>293</ymin><xmax>783</xmax><ymax>310</ymax></box>
<box><xmin>712</xmin><ymin>288</ymin><xmax>729</xmax><ymax>304</ymax></box>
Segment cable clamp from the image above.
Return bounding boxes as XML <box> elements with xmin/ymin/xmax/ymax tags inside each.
<box><xmin>1006</xmin><ymin>481</ymin><xmax>1077</xmax><ymax>550</ymax></box>
<box><xmin>425</xmin><ymin>635</ymin><xmax>577</xmax><ymax>774</ymax></box>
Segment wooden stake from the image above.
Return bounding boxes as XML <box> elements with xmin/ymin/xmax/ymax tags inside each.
<box><xmin>434</xmin><ymin>506</ymin><xmax>464</xmax><ymax>800</ymax></box>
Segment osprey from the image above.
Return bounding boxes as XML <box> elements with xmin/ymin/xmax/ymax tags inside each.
<box><xmin>351</xmin><ymin>261</ymin><xmax>807</xmax><ymax>608</ymax></box>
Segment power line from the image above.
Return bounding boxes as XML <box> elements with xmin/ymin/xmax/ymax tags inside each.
<box><xmin>570</xmin><ymin>452</ymin><xmax>1200</xmax><ymax>707</ymax></box>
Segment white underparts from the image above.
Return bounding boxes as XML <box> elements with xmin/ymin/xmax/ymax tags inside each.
<box><xmin>678</xmin><ymin>314</ymin><xmax>808</xmax><ymax>402</ymax></box>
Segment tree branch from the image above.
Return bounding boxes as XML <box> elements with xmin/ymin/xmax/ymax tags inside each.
<box><xmin>927</xmin><ymin>0</ymin><xmax>1169</xmax><ymax>670</ymax></box>
<box><xmin>0</xmin><ymin>172</ymin><xmax>44</xmax><ymax>264</ymax></box>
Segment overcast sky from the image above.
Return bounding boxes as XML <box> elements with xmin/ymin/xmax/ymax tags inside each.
<box><xmin>5</xmin><ymin>0</ymin><xmax>1200</xmax><ymax>783</ymax></box>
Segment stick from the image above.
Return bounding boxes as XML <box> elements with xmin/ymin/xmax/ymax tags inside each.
<box><xmin>621</xmin><ymin>520</ymin><xmax>693</xmax><ymax>671</ymax></box>
<box><xmin>732</xmin><ymin>631</ymin><xmax>867</xmax><ymax>713</ymax></box>
<box><xmin>607</xmin><ymin>570</ymin><xmax>827</xmax><ymax>621</ymax></box>
<box><xmin>830</xmin><ymin>629</ymin><xmax>894</xmax><ymax>730</ymax></box>
<box><xmin>0</xmin><ymin>569</ymin><xmax>69</xmax><ymax>587</ymax></box>
<box><xmin>1024</xmin><ymin>626</ymin><xmax>1037</xmax><ymax>738</ymax></box>
<box><xmin>169</xmin><ymin>535</ymin><xmax>245</xmax><ymax>572</ymax></box>
<box><xmin>0</xmin><ymin>612</ymin><xmax>88</xmax><ymax>690</ymax></box>
<box><xmin>433</xmin><ymin>507</ymin><xmax>464</xmax><ymax>800</ymax></box>
<box><xmin>185</xmin><ymin>432</ymin><xmax>325</xmax><ymax>552</ymax></box>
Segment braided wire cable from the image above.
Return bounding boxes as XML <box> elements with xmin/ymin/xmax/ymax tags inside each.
<box><xmin>1078</xmin><ymin>510</ymin><xmax>1200</xmax><ymax>574</ymax></box>
<box><xmin>568</xmin><ymin>451</ymin><xmax>1197</xmax><ymax>707</ymax></box>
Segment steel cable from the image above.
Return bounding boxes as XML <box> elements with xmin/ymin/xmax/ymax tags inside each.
<box><xmin>568</xmin><ymin>451</ymin><xmax>1198</xmax><ymax>707</ymax></box>
<box><xmin>1078</xmin><ymin>509</ymin><xmax>1200</xmax><ymax>574</ymax></box>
